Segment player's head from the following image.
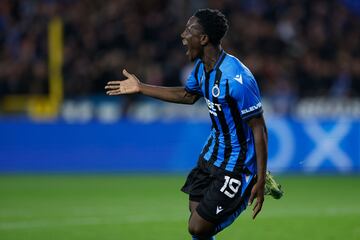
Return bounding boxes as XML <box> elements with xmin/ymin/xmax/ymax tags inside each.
<box><xmin>194</xmin><ymin>9</ymin><xmax>229</xmax><ymax>46</ymax></box>
<box><xmin>181</xmin><ymin>9</ymin><xmax>229</xmax><ymax>61</ymax></box>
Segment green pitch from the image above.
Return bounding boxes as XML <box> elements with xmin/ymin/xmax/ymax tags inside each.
<box><xmin>0</xmin><ymin>175</ymin><xmax>359</xmax><ymax>240</ymax></box>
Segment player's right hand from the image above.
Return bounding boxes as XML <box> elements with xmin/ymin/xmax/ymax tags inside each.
<box><xmin>105</xmin><ymin>69</ymin><xmax>141</xmax><ymax>95</ymax></box>
<box><xmin>248</xmin><ymin>180</ymin><xmax>265</xmax><ymax>220</ymax></box>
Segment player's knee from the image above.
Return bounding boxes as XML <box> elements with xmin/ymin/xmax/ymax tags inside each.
<box><xmin>188</xmin><ymin>224</ymin><xmax>212</xmax><ymax>239</ymax></box>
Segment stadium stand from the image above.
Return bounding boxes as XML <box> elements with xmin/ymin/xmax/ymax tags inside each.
<box><xmin>0</xmin><ymin>0</ymin><xmax>359</xmax><ymax>117</ymax></box>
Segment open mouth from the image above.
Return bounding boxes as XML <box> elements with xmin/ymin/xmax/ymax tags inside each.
<box><xmin>182</xmin><ymin>39</ymin><xmax>190</xmax><ymax>56</ymax></box>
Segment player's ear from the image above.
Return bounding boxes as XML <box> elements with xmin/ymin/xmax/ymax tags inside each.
<box><xmin>200</xmin><ymin>34</ymin><xmax>209</xmax><ymax>46</ymax></box>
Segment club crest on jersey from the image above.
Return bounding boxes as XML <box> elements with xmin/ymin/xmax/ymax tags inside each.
<box><xmin>212</xmin><ymin>85</ymin><xmax>220</xmax><ymax>97</ymax></box>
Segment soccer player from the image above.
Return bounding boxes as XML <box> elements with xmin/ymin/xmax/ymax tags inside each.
<box><xmin>105</xmin><ymin>8</ymin><xmax>280</xmax><ymax>240</ymax></box>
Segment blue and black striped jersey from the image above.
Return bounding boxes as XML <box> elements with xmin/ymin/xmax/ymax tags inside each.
<box><xmin>185</xmin><ymin>50</ymin><xmax>263</xmax><ymax>174</ymax></box>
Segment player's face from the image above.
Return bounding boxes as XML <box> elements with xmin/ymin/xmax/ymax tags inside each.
<box><xmin>181</xmin><ymin>16</ymin><xmax>205</xmax><ymax>62</ymax></box>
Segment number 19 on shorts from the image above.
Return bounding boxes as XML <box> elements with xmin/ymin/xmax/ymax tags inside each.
<box><xmin>220</xmin><ymin>176</ymin><xmax>241</xmax><ymax>198</ymax></box>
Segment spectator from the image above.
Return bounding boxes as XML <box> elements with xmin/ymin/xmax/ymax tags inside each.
<box><xmin>0</xmin><ymin>0</ymin><xmax>359</xmax><ymax>115</ymax></box>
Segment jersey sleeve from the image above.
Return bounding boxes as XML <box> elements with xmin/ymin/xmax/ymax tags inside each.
<box><xmin>230</xmin><ymin>73</ymin><xmax>263</xmax><ymax>121</ymax></box>
<box><xmin>184</xmin><ymin>60</ymin><xmax>202</xmax><ymax>96</ymax></box>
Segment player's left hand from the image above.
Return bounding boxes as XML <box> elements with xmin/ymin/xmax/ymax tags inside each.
<box><xmin>248</xmin><ymin>180</ymin><xmax>265</xmax><ymax>220</ymax></box>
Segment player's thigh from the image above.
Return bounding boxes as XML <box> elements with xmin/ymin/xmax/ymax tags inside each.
<box><xmin>189</xmin><ymin>200</ymin><xmax>199</xmax><ymax>213</ymax></box>
<box><xmin>196</xmin><ymin>169</ymin><xmax>246</xmax><ymax>225</ymax></box>
<box><xmin>182</xmin><ymin>162</ymin><xmax>213</xmax><ymax>200</ymax></box>
<box><xmin>188</xmin><ymin>203</ymin><xmax>215</xmax><ymax>237</ymax></box>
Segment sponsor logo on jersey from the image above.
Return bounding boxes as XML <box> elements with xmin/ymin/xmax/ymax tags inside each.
<box><xmin>241</xmin><ymin>102</ymin><xmax>262</xmax><ymax>115</ymax></box>
<box><xmin>205</xmin><ymin>98</ymin><xmax>222</xmax><ymax>116</ymax></box>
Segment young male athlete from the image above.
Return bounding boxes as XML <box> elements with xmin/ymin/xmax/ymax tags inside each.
<box><xmin>105</xmin><ymin>8</ymin><xmax>282</xmax><ymax>240</ymax></box>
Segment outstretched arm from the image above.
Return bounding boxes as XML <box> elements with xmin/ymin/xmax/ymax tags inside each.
<box><xmin>247</xmin><ymin>114</ymin><xmax>268</xmax><ymax>220</ymax></box>
<box><xmin>105</xmin><ymin>69</ymin><xmax>200</xmax><ymax>104</ymax></box>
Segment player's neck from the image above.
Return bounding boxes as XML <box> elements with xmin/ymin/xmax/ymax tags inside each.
<box><xmin>202</xmin><ymin>45</ymin><xmax>222</xmax><ymax>73</ymax></box>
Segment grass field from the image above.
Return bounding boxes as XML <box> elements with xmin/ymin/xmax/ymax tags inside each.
<box><xmin>0</xmin><ymin>175</ymin><xmax>359</xmax><ymax>240</ymax></box>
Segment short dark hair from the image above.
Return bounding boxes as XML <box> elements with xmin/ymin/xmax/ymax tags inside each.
<box><xmin>194</xmin><ymin>8</ymin><xmax>229</xmax><ymax>45</ymax></box>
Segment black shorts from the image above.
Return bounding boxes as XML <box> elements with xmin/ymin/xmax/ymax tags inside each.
<box><xmin>181</xmin><ymin>159</ymin><xmax>255</xmax><ymax>224</ymax></box>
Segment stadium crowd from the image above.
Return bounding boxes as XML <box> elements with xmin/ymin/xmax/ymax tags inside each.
<box><xmin>0</xmin><ymin>0</ymin><xmax>359</xmax><ymax>114</ymax></box>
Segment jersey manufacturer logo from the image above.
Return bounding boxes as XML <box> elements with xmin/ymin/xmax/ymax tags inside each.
<box><xmin>216</xmin><ymin>206</ymin><xmax>224</xmax><ymax>214</ymax></box>
<box><xmin>234</xmin><ymin>74</ymin><xmax>243</xmax><ymax>84</ymax></box>
<box><xmin>212</xmin><ymin>85</ymin><xmax>220</xmax><ymax>97</ymax></box>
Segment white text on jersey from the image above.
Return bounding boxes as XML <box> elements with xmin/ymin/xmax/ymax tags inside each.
<box><xmin>205</xmin><ymin>98</ymin><xmax>222</xmax><ymax>116</ymax></box>
<box><xmin>241</xmin><ymin>102</ymin><xmax>262</xmax><ymax>115</ymax></box>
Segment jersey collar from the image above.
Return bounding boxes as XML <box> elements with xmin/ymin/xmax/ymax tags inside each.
<box><xmin>202</xmin><ymin>50</ymin><xmax>226</xmax><ymax>74</ymax></box>
<box><xmin>213</xmin><ymin>49</ymin><xmax>226</xmax><ymax>70</ymax></box>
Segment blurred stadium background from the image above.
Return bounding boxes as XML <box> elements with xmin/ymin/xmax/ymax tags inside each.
<box><xmin>0</xmin><ymin>0</ymin><xmax>359</xmax><ymax>239</ymax></box>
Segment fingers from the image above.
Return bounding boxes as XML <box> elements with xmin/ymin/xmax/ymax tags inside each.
<box><xmin>252</xmin><ymin>205</ymin><xmax>261</xmax><ymax>219</ymax></box>
<box><xmin>105</xmin><ymin>81</ymin><xmax>121</xmax><ymax>95</ymax></box>
<box><xmin>106</xmin><ymin>81</ymin><xmax>122</xmax><ymax>85</ymax></box>
<box><xmin>252</xmin><ymin>200</ymin><xmax>262</xmax><ymax>219</ymax></box>
<box><xmin>248</xmin><ymin>191</ymin><xmax>255</xmax><ymax>206</ymax></box>
<box><xmin>106</xmin><ymin>88</ymin><xmax>125</xmax><ymax>95</ymax></box>
<box><xmin>105</xmin><ymin>83</ymin><xmax>124</xmax><ymax>95</ymax></box>
<box><xmin>107</xmin><ymin>91</ymin><xmax>122</xmax><ymax>95</ymax></box>
<box><xmin>105</xmin><ymin>82</ymin><xmax>121</xmax><ymax>91</ymax></box>
<box><xmin>248</xmin><ymin>183</ymin><xmax>264</xmax><ymax>220</ymax></box>
<box><xmin>106</xmin><ymin>69</ymin><xmax>132</xmax><ymax>87</ymax></box>
<box><xmin>252</xmin><ymin>198</ymin><xmax>264</xmax><ymax>220</ymax></box>
<box><xmin>104</xmin><ymin>69</ymin><xmax>139</xmax><ymax>96</ymax></box>
<box><xmin>104</xmin><ymin>85</ymin><xmax>119</xmax><ymax>89</ymax></box>
<box><xmin>122</xmin><ymin>69</ymin><xmax>132</xmax><ymax>78</ymax></box>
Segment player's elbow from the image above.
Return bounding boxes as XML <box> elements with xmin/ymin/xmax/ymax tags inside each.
<box><xmin>180</xmin><ymin>89</ymin><xmax>199</xmax><ymax>105</ymax></box>
<box><xmin>186</xmin><ymin>96</ymin><xmax>198</xmax><ymax>104</ymax></box>
<box><xmin>184</xmin><ymin>94</ymin><xmax>200</xmax><ymax>105</ymax></box>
